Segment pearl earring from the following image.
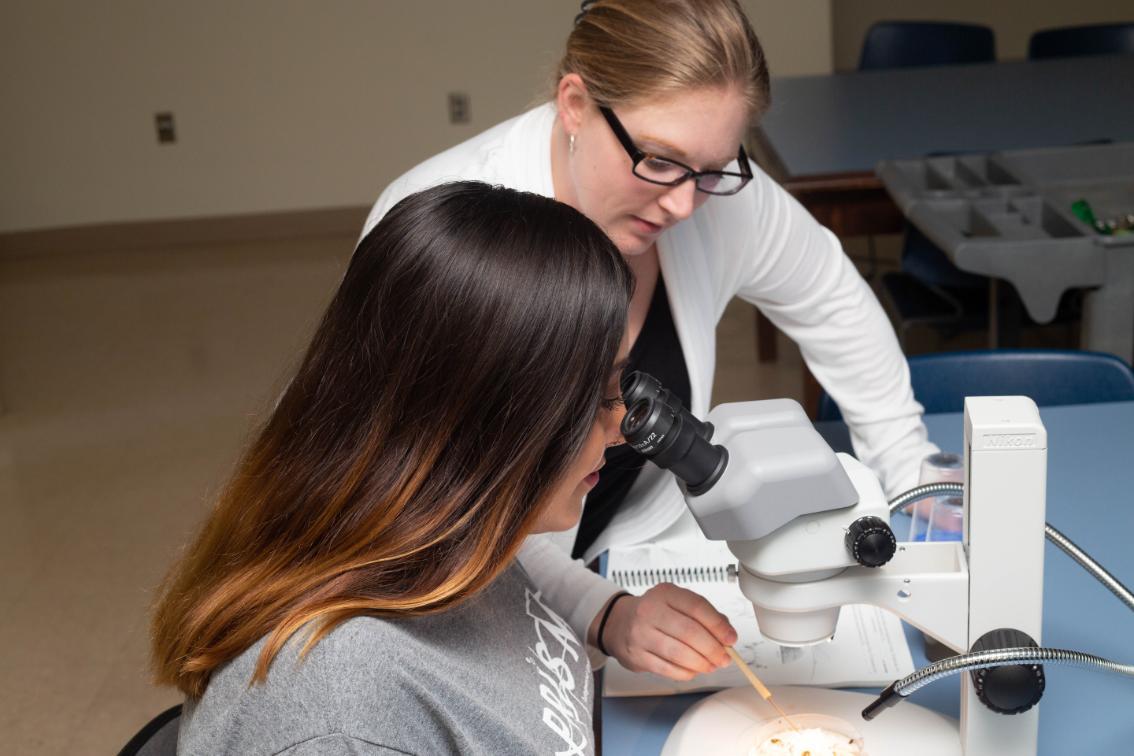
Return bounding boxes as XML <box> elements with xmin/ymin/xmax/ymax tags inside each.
<box><xmin>569</xmin><ymin>133</ymin><xmax>576</xmax><ymax>155</ymax></box>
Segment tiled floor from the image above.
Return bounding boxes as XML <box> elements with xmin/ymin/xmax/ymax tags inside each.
<box><xmin>0</xmin><ymin>233</ymin><xmax>810</xmax><ymax>754</ymax></box>
<box><xmin>0</xmin><ymin>237</ymin><xmax>353</xmax><ymax>753</ymax></box>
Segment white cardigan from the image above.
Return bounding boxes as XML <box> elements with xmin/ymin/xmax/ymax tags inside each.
<box><xmin>362</xmin><ymin>104</ymin><xmax>938</xmax><ymax>650</ymax></box>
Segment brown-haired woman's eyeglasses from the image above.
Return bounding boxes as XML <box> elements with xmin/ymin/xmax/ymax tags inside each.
<box><xmin>598</xmin><ymin>105</ymin><xmax>753</xmax><ymax>196</ymax></box>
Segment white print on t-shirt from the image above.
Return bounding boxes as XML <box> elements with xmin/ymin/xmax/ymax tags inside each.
<box><xmin>525</xmin><ymin>589</ymin><xmax>591</xmax><ymax>756</ymax></box>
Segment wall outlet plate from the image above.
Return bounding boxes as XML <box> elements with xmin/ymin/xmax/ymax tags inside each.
<box><xmin>155</xmin><ymin>112</ymin><xmax>176</xmax><ymax>143</ymax></box>
<box><xmin>448</xmin><ymin>93</ymin><xmax>470</xmax><ymax>124</ymax></box>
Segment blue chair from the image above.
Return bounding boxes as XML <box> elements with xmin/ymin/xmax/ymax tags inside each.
<box><xmin>817</xmin><ymin>349</ymin><xmax>1134</xmax><ymax>421</ymax></box>
<box><xmin>1029</xmin><ymin>23</ymin><xmax>1134</xmax><ymax>59</ymax></box>
<box><xmin>880</xmin><ymin>225</ymin><xmax>991</xmax><ymax>349</ymax></box>
<box><xmin>859</xmin><ymin>21</ymin><xmax>995</xmax><ymax>69</ymax></box>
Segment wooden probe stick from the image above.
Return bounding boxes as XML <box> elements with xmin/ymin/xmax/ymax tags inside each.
<box><xmin>725</xmin><ymin>646</ymin><xmax>800</xmax><ymax>731</ymax></box>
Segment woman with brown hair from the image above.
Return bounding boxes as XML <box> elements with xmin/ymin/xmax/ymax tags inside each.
<box><xmin>151</xmin><ymin>181</ymin><xmax>664</xmax><ymax>754</ymax></box>
<box><xmin>362</xmin><ymin>0</ymin><xmax>938</xmax><ymax>684</ymax></box>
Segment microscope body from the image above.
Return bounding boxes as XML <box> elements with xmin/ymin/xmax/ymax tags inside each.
<box><xmin>685</xmin><ymin>396</ymin><xmax>1048</xmax><ymax>756</ymax></box>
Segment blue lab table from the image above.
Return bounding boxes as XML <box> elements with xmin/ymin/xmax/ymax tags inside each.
<box><xmin>757</xmin><ymin>54</ymin><xmax>1134</xmax><ymax>183</ymax></box>
<box><xmin>600</xmin><ymin>401</ymin><xmax>1134</xmax><ymax>754</ymax></box>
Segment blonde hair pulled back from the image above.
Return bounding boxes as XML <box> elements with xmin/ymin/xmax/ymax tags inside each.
<box><xmin>558</xmin><ymin>0</ymin><xmax>770</xmax><ymax>116</ymax></box>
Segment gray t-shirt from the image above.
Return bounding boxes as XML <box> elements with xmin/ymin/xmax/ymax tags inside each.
<box><xmin>178</xmin><ymin>563</ymin><xmax>594</xmax><ymax>755</ymax></box>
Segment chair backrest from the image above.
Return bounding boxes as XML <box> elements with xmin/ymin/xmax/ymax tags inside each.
<box><xmin>1029</xmin><ymin>23</ymin><xmax>1134</xmax><ymax>59</ymax></box>
<box><xmin>817</xmin><ymin>349</ymin><xmax>1134</xmax><ymax>421</ymax></box>
<box><xmin>859</xmin><ymin>21</ymin><xmax>996</xmax><ymax>70</ymax></box>
<box><xmin>117</xmin><ymin>704</ymin><xmax>181</xmax><ymax>756</ymax></box>
<box><xmin>900</xmin><ymin>223</ymin><xmax>989</xmax><ymax>289</ymax></box>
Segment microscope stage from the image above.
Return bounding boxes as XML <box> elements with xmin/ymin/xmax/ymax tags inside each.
<box><xmin>661</xmin><ymin>686</ymin><xmax>960</xmax><ymax>755</ymax></box>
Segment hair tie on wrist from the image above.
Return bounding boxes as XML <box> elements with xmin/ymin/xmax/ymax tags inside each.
<box><xmin>597</xmin><ymin>591</ymin><xmax>632</xmax><ymax>656</ymax></box>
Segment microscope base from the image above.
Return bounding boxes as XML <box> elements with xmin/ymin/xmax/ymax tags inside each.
<box><xmin>661</xmin><ymin>686</ymin><xmax>960</xmax><ymax>756</ymax></box>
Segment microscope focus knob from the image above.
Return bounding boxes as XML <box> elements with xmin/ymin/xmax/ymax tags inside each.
<box><xmin>845</xmin><ymin>516</ymin><xmax>896</xmax><ymax>567</ymax></box>
<box><xmin>970</xmin><ymin>629</ymin><xmax>1046</xmax><ymax>715</ymax></box>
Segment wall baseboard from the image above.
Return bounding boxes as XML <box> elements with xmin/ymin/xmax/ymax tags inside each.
<box><xmin>0</xmin><ymin>206</ymin><xmax>370</xmax><ymax>259</ymax></box>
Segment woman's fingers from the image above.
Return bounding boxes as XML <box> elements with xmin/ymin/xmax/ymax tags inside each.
<box><xmin>635</xmin><ymin>650</ymin><xmax>701</xmax><ymax>681</ymax></box>
<box><xmin>660</xmin><ymin>584</ymin><xmax>738</xmax><ymax>649</ymax></box>
<box><xmin>602</xmin><ymin>583</ymin><xmax>739</xmax><ymax>681</ymax></box>
<box><xmin>648</xmin><ymin>602</ymin><xmax>730</xmax><ymax>670</ymax></box>
<box><xmin>645</xmin><ymin>623</ymin><xmax>719</xmax><ymax>673</ymax></box>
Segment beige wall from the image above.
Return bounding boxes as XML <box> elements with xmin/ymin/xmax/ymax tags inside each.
<box><xmin>746</xmin><ymin>0</ymin><xmax>833</xmax><ymax>77</ymax></box>
<box><xmin>0</xmin><ymin>0</ymin><xmax>831</xmax><ymax>234</ymax></box>
<box><xmin>0</xmin><ymin>1</ymin><xmax>575</xmax><ymax>233</ymax></box>
<box><xmin>833</xmin><ymin>0</ymin><xmax>1133</xmax><ymax>71</ymax></box>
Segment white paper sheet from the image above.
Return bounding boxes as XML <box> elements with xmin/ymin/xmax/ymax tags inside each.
<box><xmin>603</xmin><ymin>536</ymin><xmax>915</xmax><ymax>697</ymax></box>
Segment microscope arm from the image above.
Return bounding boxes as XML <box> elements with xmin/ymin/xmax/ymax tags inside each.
<box><xmin>737</xmin><ymin>543</ymin><xmax>970</xmax><ymax>652</ymax></box>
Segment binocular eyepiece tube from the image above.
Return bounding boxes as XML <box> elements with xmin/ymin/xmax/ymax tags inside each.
<box><xmin>619</xmin><ymin>371</ymin><xmax>728</xmax><ymax>496</ymax></box>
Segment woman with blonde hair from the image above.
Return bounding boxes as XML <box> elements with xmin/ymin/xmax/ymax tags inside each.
<box><xmin>153</xmin><ymin>181</ymin><xmax>650</xmax><ymax>754</ymax></box>
<box><xmin>362</xmin><ymin>0</ymin><xmax>938</xmax><ymax>682</ymax></box>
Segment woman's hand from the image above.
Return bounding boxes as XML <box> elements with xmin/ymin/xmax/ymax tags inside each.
<box><xmin>591</xmin><ymin>583</ymin><xmax>738</xmax><ymax>680</ymax></box>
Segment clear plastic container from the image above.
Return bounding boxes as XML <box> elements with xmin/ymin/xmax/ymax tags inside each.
<box><xmin>909</xmin><ymin>452</ymin><xmax>966</xmax><ymax>662</ymax></box>
<box><xmin>907</xmin><ymin>452</ymin><xmax>965</xmax><ymax>542</ymax></box>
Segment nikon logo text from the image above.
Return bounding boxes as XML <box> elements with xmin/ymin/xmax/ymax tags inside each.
<box><xmin>983</xmin><ymin>433</ymin><xmax>1037</xmax><ymax>449</ymax></box>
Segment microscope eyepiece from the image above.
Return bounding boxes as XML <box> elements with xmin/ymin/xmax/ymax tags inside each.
<box><xmin>620</xmin><ymin>370</ymin><xmax>714</xmax><ymax>441</ymax></box>
<box><xmin>620</xmin><ymin>371</ymin><xmax>659</xmax><ymax>409</ymax></box>
<box><xmin>622</xmin><ymin>399</ymin><xmax>655</xmax><ymax>439</ymax></box>
<box><xmin>619</xmin><ymin>371</ymin><xmax>728</xmax><ymax>496</ymax></box>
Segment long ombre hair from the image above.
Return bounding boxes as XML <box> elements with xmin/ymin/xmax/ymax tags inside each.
<box><xmin>151</xmin><ymin>182</ymin><xmax>631</xmax><ymax>697</ymax></box>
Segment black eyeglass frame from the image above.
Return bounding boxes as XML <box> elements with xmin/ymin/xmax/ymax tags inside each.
<box><xmin>597</xmin><ymin>106</ymin><xmax>753</xmax><ymax>196</ymax></box>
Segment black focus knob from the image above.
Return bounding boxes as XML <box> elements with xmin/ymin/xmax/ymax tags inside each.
<box><xmin>845</xmin><ymin>516</ymin><xmax>896</xmax><ymax>567</ymax></box>
<box><xmin>970</xmin><ymin>629</ymin><xmax>1046</xmax><ymax>715</ymax></box>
